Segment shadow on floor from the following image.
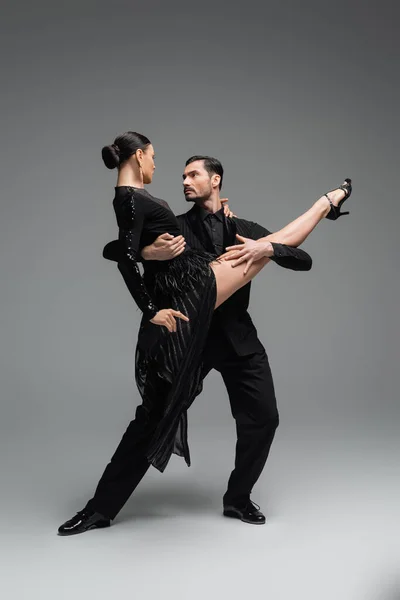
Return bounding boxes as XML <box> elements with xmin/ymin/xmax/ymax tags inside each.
<box><xmin>114</xmin><ymin>481</ymin><xmax>221</xmax><ymax>523</ymax></box>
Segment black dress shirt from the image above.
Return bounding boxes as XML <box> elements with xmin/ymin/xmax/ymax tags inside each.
<box><xmin>194</xmin><ymin>204</ymin><xmax>286</xmax><ymax>260</ymax></box>
<box><xmin>198</xmin><ymin>206</ymin><xmax>225</xmax><ymax>255</ymax></box>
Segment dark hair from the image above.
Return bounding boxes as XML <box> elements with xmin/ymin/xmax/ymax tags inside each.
<box><xmin>102</xmin><ymin>131</ymin><xmax>151</xmax><ymax>170</ymax></box>
<box><xmin>185</xmin><ymin>155</ymin><xmax>224</xmax><ymax>190</ymax></box>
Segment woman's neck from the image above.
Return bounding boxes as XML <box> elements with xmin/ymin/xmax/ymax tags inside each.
<box><xmin>117</xmin><ymin>164</ymin><xmax>144</xmax><ymax>188</ymax></box>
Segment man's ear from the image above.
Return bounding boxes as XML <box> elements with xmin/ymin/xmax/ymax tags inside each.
<box><xmin>211</xmin><ymin>174</ymin><xmax>221</xmax><ymax>189</ymax></box>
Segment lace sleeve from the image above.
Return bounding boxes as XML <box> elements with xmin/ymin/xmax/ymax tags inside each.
<box><xmin>116</xmin><ymin>193</ymin><xmax>159</xmax><ymax>320</ymax></box>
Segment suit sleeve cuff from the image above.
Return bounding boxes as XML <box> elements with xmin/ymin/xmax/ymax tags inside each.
<box><xmin>270</xmin><ymin>242</ymin><xmax>287</xmax><ymax>257</ymax></box>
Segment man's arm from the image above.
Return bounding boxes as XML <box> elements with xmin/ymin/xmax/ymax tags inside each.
<box><xmin>103</xmin><ymin>193</ymin><xmax>324</xmax><ymax>269</ymax></box>
<box><xmin>102</xmin><ymin>233</ymin><xmax>186</xmax><ymax>263</ymax></box>
<box><xmin>241</xmin><ymin>221</ymin><xmax>313</xmax><ymax>272</ymax></box>
<box><xmin>103</xmin><ymin>224</ymin><xmax>312</xmax><ymax>273</ymax></box>
<box><xmin>222</xmin><ymin>193</ymin><xmax>332</xmax><ymax>273</ymax></box>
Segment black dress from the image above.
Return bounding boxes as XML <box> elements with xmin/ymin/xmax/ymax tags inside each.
<box><xmin>113</xmin><ymin>186</ymin><xmax>219</xmax><ymax>473</ymax></box>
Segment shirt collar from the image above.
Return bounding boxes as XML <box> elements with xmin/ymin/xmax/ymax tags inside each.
<box><xmin>194</xmin><ymin>204</ymin><xmax>225</xmax><ymax>222</ymax></box>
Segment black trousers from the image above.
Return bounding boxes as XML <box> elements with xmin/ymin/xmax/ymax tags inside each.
<box><xmin>203</xmin><ymin>346</ymin><xmax>279</xmax><ymax>507</ymax></box>
<box><xmin>85</xmin><ymin>346</ymin><xmax>279</xmax><ymax>519</ymax></box>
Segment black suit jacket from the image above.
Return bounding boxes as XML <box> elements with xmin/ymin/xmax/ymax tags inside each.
<box><xmin>103</xmin><ymin>204</ymin><xmax>312</xmax><ymax>357</ymax></box>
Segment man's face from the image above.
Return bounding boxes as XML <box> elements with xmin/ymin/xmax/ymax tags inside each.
<box><xmin>183</xmin><ymin>160</ymin><xmax>214</xmax><ymax>202</ymax></box>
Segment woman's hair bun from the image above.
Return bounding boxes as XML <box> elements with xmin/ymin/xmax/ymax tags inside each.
<box><xmin>101</xmin><ymin>132</ymin><xmax>151</xmax><ymax>170</ymax></box>
<box><xmin>101</xmin><ymin>144</ymin><xmax>120</xmax><ymax>169</ymax></box>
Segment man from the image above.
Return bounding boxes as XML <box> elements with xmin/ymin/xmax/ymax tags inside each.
<box><xmin>138</xmin><ymin>156</ymin><xmax>312</xmax><ymax>523</ymax></box>
<box><xmin>58</xmin><ymin>155</ymin><xmax>330</xmax><ymax>535</ymax></box>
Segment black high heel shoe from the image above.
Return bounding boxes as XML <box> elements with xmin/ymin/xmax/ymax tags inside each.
<box><xmin>324</xmin><ymin>178</ymin><xmax>352</xmax><ymax>220</ymax></box>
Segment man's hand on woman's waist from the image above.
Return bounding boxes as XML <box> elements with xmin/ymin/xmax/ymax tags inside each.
<box><xmin>141</xmin><ymin>233</ymin><xmax>186</xmax><ymax>261</ymax></box>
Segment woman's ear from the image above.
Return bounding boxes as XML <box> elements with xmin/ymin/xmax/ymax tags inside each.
<box><xmin>135</xmin><ymin>148</ymin><xmax>144</xmax><ymax>166</ymax></box>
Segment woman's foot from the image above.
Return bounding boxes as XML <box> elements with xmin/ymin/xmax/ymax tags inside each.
<box><xmin>323</xmin><ymin>178</ymin><xmax>352</xmax><ymax>220</ymax></box>
<box><xmin>324</xmin><ymin>186</ymin><xmax>347</xmax><ymax>207</ymax></box>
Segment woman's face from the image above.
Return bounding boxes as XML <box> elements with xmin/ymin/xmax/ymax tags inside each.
<box><xmin>139</xmin><ymin>144</ymin><xmax>156</xmax><ymax>184</ymax></box>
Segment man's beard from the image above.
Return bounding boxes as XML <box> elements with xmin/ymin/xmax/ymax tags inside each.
<box><xmin>184</xmin><ymin>190</ymin><xmax>212</xmax><ymax>203</ymax></box>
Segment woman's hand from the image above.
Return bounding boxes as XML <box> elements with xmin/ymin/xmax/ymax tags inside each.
<box><xmin>150</xmin><ymin>308</ymin><xmax>189</xmax><ymax>332</ymax></box>
<box><xmin>221</xmin><ymin>234</ymin><xmax>274</xmax><ymax>274</ymax></box>
<box><xmin>221</xmin><ymin>198</ymin><xmax>237</xmax><ymax>219</ymax></box>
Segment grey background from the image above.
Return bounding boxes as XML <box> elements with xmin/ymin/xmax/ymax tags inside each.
<box><xmin>0</xmin><ymin>1</ymin><xmax>399</xmax><ymax>599</ymax></box>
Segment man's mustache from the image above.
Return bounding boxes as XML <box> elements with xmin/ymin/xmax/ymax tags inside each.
<box><xmin>184</xmin><ymin>187</ymin><xmax>196</xmax><ymax>202</ymax></box>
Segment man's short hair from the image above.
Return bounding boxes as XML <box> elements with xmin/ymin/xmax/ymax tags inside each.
<box><xmin>185</xmin><ymin>155</ymin><xmax>224</xmax><ymax>190</ymax></box>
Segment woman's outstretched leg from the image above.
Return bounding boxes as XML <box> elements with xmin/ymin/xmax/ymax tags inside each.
<box><xmin>211</xmin><ymin>257</ymin><xmax>271</xmax><ymax>309</ymax></box>
<box><xmin>211</xmin><ymin>179</ymin><xmax>353</xmax><ymax>307</ymax></box>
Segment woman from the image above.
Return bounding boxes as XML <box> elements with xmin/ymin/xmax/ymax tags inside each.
<box><xmin>102</xmin><ymin>131</ymin><xmax>352</xmax><ymax>474</ymax></box>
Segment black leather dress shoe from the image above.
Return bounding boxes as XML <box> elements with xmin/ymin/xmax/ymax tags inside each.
<box><xmin>58</xmin><ymin>509</ymin><xmax>110</xmax><ymax>536</ymax></box>
<box><xmin>223</xmin><ymin>500</ymin><xmax>266</xmax><ymax>525</ymax></box>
